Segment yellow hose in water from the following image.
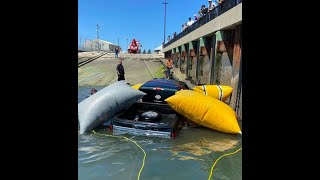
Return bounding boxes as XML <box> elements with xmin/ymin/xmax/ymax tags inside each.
<box><xmin>92</xmin><ymin>130</ymin><xmax>146</xmax><ymax>180</ymax></box>
<box><xmin>208</xmin><ymin>147</ymin><xmax>242</xmax><ymax>180</ymax></box>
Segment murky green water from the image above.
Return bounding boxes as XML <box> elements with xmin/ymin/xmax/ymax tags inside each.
<box><xmin>78</xmin><ymin>86</ymin><xmax>242</xmax><ymax>180</ymax></box>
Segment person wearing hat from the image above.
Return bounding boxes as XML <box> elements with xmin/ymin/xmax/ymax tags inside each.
<box><xmin>194</xmin><ymin>14</ymin><xmax>198</xmax><ymax>21</ymax></box>
<box><xmin>208</xmin><ymin>0</ymin><xmax>216</xmax><ymax>11</ymax></box>
<box><xmin>186</xmin><ymin>17</ymin><xmax>194</xmax><ymax>27</ymax></box>
<box><xmin>200</xmin><ymin>5</ymin><xmax>208</xmax><ymax>16</ymax></box>
<box><xmin>181</xmin><ymin>24</ymin><xmax>185</xmax><ymax>32</ymax></box>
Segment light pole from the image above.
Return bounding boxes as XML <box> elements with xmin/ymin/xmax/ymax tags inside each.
<box><xmin>115</xmin><ymin>32</ymin><xmax>120</xmax><ymax>48</ymax></box>
<box><xmin>84</xmin><ymin>37</ymin><xmax>88</xmax><ymax>51</ymax></box>
<box><xmin>126</xmin><ymin>38</ymin><xmax>128</xmax><ymax>52</ymax></box>
<box><xmin>96</xmin><ymin>24</ymin><xmax>101</xmax><ymax>51</ymax></box>
<box><xmin>163</xmin><ymin>0</ymin><xmax>168</xmax><ymax>45</ymax></box>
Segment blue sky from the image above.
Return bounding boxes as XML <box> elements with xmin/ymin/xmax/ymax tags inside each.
<box><xmin>78</xmin><ymin>0</ymin><xmax>216</xmax><ymax>51</ymax></box>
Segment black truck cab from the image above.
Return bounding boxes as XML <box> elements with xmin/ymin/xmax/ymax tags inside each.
<box><xmin>139</xmin><ymin>78</ymin><xmax>189</xmax><ymax>104</ymax></box>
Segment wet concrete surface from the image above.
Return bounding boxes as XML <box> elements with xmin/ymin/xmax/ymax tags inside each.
<box><xmin>78</xmin><ymin>52</ymin><xmax>166</xmax><ymax>86</ymax></box>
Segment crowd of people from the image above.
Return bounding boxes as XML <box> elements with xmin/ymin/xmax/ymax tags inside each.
<box><xmin>167</xmin><ymin>0</ymin><xmax>226</xmax><ymax>43</ymax></box>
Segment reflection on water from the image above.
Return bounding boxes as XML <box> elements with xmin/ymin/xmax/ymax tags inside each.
<box><xmin>170</xmin><ymin>138</ymin><xmax>238</xmax><ymax>158</ymax></box>
<box><xmin>78</xmin><ymin>86</ymin><xmax>242</xmax><ymax>180</ymax></box>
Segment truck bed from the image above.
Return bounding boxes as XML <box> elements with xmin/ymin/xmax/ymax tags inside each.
<box><xmin>111</xmin><ymin>102</ymin><xmax>184</xmax><ymax>138</ymax></box>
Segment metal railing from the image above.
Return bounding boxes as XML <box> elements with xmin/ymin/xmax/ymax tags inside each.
<box><xmin>164</xmin><ymin>0</ymin><xmax>241</xmax><ymax>48</ymax></box>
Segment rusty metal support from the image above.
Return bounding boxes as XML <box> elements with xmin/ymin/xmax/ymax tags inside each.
<box><xmin>196</xmin><ymin>38</ymin><xmax>201</xmax><ymax>84</ymax></box>
<box><xmin>210</xmin><ymin>34</ymin><xmax>216</xmax><ymax>84</ymax></box>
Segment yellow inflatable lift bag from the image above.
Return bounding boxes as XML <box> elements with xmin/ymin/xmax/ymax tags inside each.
<box><xmin>165</xmin><ymin>90</ymin><xmax>241</xmax><ymax>134</ymax></box>
<box><xmin>193</xmin><ymin>85</ymin><xmax>233</xmax><ymax>102</ymax></box>
<box><xmin>131</xmin><ymin>83</ymin><xmax>143</xmax><ymax>90</ymax></box>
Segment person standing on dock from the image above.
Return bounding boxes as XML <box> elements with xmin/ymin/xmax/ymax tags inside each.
<box><xmin>165</xmin><ymin>57</ymin><xmax>174</xmax><ymax>79</ymax></box>
<box><xmin>115</xmin><ymin>47</ymin><xmax>119</xmax><ymax>58</ymax></box>
<box><xmin>116</xmin><ymin>59</ymin><xmax>125</xmax><ymax>81</ymax></box>
<box><xmin>118</xmin><ymin>47</ymin><xmax>121</xmax><ymax>57</ymax></box>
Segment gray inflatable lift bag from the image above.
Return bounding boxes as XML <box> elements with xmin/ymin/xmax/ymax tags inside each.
<box><xmin>78</xmin><ymin>81</ymin><xmax>146</xmax><ymax>134</ymax></box>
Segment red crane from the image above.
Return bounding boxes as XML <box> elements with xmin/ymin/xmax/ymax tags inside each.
<box><xmin>128</xmin><ymin>39</ymin><xmax>141</xmax><ymax>54</ymax></box>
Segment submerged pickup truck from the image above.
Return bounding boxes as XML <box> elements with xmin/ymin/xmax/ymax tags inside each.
<box><xmin>110</xmin><ymin>78</ymin><xmax>190</xmax><ymax>138</ymax></box>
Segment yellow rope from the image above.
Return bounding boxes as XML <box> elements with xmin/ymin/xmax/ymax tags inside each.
<box><xmin>92</xmin><ymin>130</ymin><xmax>146</xmax><ymax>180</ymax></box>
<box><xmin>208</xmin><ymin>147</ymin><xmax>242</xmax><ymax>180</ymax></box>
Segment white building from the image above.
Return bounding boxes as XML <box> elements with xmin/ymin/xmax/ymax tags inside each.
<box><xmin>154</xmin><ymin>44</ymin><xmax>163</xmax><ymax>54</ymax></box>
<box><xmin>83</xmin><ymin>39</ymin><xmax>118</xmax><ymax>52</ymax></box>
